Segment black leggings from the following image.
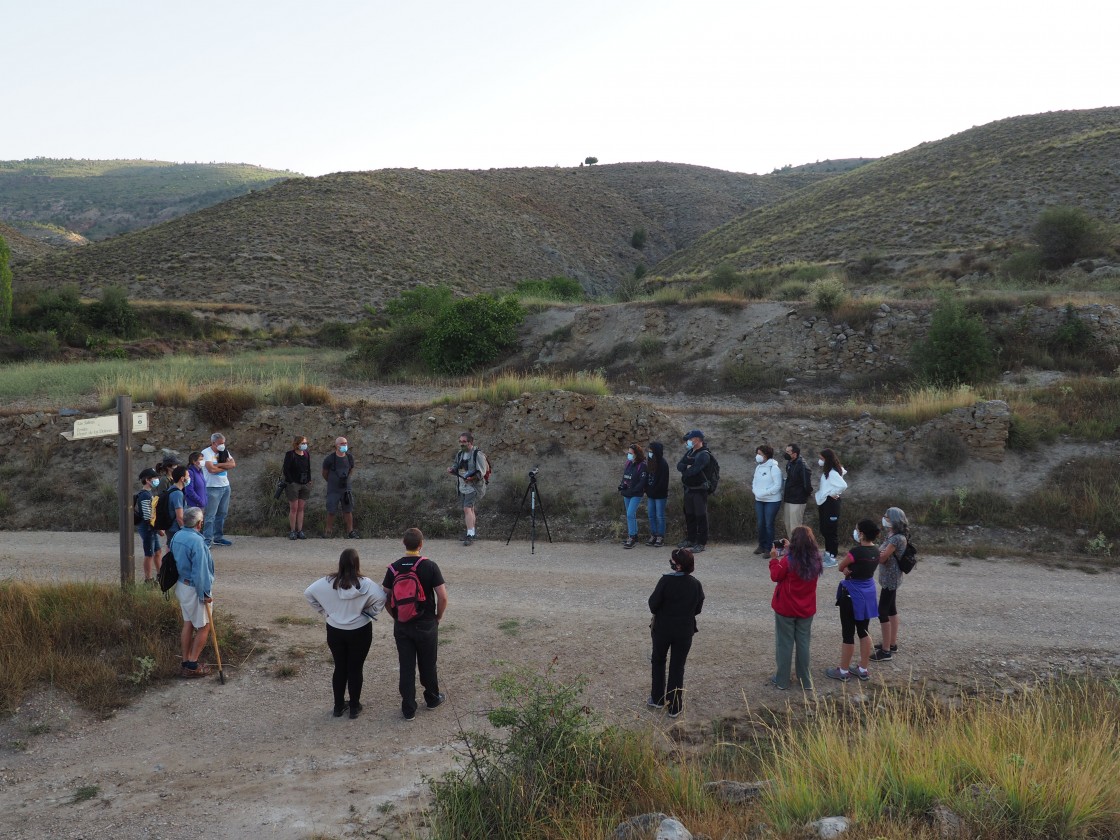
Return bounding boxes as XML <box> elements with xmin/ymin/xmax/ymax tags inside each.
<box><xmin>878</xmin><ymin>587</ymin><xmax>898</xmax><ymax>621</ymax></box>
<box><xmin>818</xmin><ymin>496</ymin><xmax>841</xmax><ymax>556</ymax></box>
<box><xmin>838</xmin><ymin>593</ymin><xmax>870</xmax><ymax>645</ymax></box>
<box><xmin>326</xmin><ymin>622</ymin><xmax>373</xmax><ymax>707</ymax></box>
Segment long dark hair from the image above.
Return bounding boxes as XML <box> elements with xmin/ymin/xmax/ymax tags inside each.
<box><xmin>820</xmin><ymin>448</ymin><xmax>843</xmax><ymax>478</ymax></box>
<box><xmin>329</xmin><ymin>548</ymin><xmax>362</xmax><ymax>590</ymax></box>
<box><xmin>647</xmin><ymin>441</ymin><xmax>665</xmax><ymax>470</ymax></box>
<box><xmin>787</xmin><ymin>525</ymin><xmax>823</xmax><ymax>581</ymax></box>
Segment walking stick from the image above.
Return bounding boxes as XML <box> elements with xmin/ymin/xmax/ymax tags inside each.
<box><xmin>204</xmin><ymin>601</ymin><xmax>226</xmax><ymax>684</ymax></box>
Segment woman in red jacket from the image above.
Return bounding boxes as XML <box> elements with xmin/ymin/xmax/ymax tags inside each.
<box><xmin>768</xmin><ymin>525</ymin><xmax>824</xmax><ymax>690</ymax></box>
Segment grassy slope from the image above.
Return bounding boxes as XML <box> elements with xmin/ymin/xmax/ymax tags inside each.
<box><xmin>14</xmin><ymin>163</ymin><xmax>808</xmax><ymax>321</ymax></box>
<box><xmin>656</xmin><ymin>107</ymin><xmax>1120</xmax><ymax>275</ymax></box>
<box><xmin>0</xmin><ymin>219</ymin><xmax>52</xmax><ymax>263</ymax></box>
<box><xmin>0</xmin><ymin>159</ymin><xmax>299</xmax><ymax>241</ymax></box>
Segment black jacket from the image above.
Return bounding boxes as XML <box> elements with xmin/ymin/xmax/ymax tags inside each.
<box><xmin>649</xmin><ymin>573</ymin><xmax>705</xmax><ymax>634</ymax></box>
<box><xmin>283</xmin><ymin>450</ymin><xmax>312</xmax><ymax>485</ymax></box>
<box><xmin>783</xmin><ymin>456</ymin><xmax>812</xmax><ymax>504</ymax></box>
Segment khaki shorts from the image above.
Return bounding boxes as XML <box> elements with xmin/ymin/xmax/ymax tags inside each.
<box><xmin>175</xmin><ymin>581</ymin><xmax>210</xmax><ymax>628</ymax></box>
<box><xmin>285</xmin><ymin>483</ymin><xmax>311</xmax><ymax>502</ymax></box>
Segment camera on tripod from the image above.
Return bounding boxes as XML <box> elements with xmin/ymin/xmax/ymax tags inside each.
<box><xmin>527</xmin><ymin>467</ymin><xmax>540</xmax><ymax>478</ymax></box>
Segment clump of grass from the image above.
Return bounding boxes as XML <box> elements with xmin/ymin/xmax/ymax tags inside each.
<box><xmin>195</xmin><ymin>386</ymin><xmax>257</xmax><ymax>426</ymax></box>
<box><xmin>70</xmin><ymin>785</ymin><xmax>101</xmax><ymax>804</ymax></box>
<box><xmin>274</xmin><ymin>615</ymin><xmax>319</xmax><ymax>626</ymax></box>
<box><xmin>439</xmin><ymin>371</ymin><xmax>609</xmax><ymax>405</ymax></box>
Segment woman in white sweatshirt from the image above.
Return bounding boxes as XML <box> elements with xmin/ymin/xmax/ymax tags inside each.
<box><xmin>305</xmin><ymin>548</ymin><xmax>387</xmax><ymax>719</ymax></box>
<box><xmin>752</xmin><ymin>444</ymin><xmax>784</xmax><ymax>555</ymax></box>
<box><xmin>815</xmin><ymin>448</ymin><xmax>848</xmax><ymax>568</ymax></box>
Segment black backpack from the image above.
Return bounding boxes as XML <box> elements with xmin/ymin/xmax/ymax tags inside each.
<box><xmin>702</xmin><ymin>449</ymin><xmax>720</xmax><ymax>496</ymax></box>
<box><xmin>154</xmin><ymin>491</ymin><xmax>174</xmax><ymax>531</ymax></box>
<box><xmin>897</xmin><ymin>541</ymin><xmax>917</xmax><ymax>574</ymax></box>
<box><xmin>158</xmin><ymin>548</ymin><xmax>179</xmax><ymax>593</ymax></box>
<box><xmin>132</xmin><ymin>492</ymin><xmax>144</xmax><ymax>526</ymax></box>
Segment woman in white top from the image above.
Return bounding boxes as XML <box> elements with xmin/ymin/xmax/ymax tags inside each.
<box><xmin>305</xmin><ymin>548</ymin><xmax>386</xmax><ymax>719</ymax></box>
<box><xmin>815</xmin><ymin>448</ymin><xmax>848</xmax><ymax>568</ymax></box>
<box><xmin>751</xmin><ymin>444</ymin><xmax>784</xmax><ymax>555</ymax></box>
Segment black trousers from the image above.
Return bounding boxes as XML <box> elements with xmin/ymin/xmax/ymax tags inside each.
<box><xmin>818</xmin><ymin>496</ymin><xmax>841</xmax><ymax>556</ymax></box>
<box><xmin>326</xmin><ymin>622</ymin><xmax>373</xmax><ymax>708</ymax></box>
<box><xmin>393</xmin><ymin>618</ymin><xmax>440</xmax><ymax>714</ymax></box>
<box><xmin>651</xmin><ymin>623</ymin><xmax>694</xmax><ymax>714</ymax></box>
<box><xmin>682</xmin><ymin>490</ymin><xmax>709</xmax><ymax>545</ymax></box>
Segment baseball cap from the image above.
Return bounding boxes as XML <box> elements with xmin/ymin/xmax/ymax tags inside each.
<box><xmin>682</xmin><ymin>430</ymin><xmax>705</xmax><ymax>441</ymax></box>
<box><xmin>139</xmin><ymin>468</ymin><xmax>158</xmax><ymax>481</ymax></box>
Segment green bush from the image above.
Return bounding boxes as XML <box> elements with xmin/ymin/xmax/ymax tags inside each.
<box><xmin>136</xmin><ymin>306</ymin><xmax>208</xmax><ymax>339</ymax></box>
<box><xmin>708</xmin><ymin>262</ymin><xmax>741</xmax><ymax>292</ymax></box>
<box><xmin>85</xmin><ymin>286</ymin><xmax>139</xmax><ymax>339</ymax></box>
<box><xmin>349</xmin><ymin>323</ymin><xmax>427</xmax><ymax>377</ymax></box>
<box><xmin>421</xmin><ymin>295</ymin><xmax>524</xmax><ymax>375</ymax></box>
<box><xmin>0</xmin><ymin>330</ymin><xmax>61</xmax><ymax>362</ymax></box>
<box><xmin>383</xmin><ymin>285</ymin><xmax>454</xmax><ymax>329</ymax></box>
<box><xmin>315</xmin><ymin>320</ymin><xmax>356</xmax><ymax>348</ymax></box>
<box><xmin>1032</xmin><ymin>206</ymin><xmax>1102</xmax><ymax>269</ymax></box>
<box><xmin>773</xmin><ymin>279</ymin><xmax>811</xmax><ymax>301</ymax></box>
<box><xmin>1049</xmin><ymin>304</ymin><xmax>1093</xmax><ymax>355</ymax></box>
<box><xmin>514</xmin><ymin>276</ymin><xmax>584</xmax><ymax>302</ymax></box>
<box><xmin>916</xmin><ymin>295</ymin><xmax>996</xmax><ymax>385</ymax></box>
<box><xmin>1001</xmin><ymin>248</ymin><xmax>1044</xmax><ymax>282</ymax></box>
<box><xmin>810</xmin><ymin>275</ymin><xmax>848</xmax><ymax>314</ymax></box>
<box><xmin>630</xmin><ymin>227</ymin><xmax>647</xmax><ymax>249</ymax></box>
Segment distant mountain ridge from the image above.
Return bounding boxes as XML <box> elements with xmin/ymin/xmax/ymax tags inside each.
<box><xmin>15</xmin><ymin>162</ymin><xmax>812</xmax><ymax>322</ymax></box>
<box><xmin>0</xmin><ymin>159</ymin><xmax>299</xmax><ymax>241</ymax></box>
<box><xmin>657</xmin><ymin>107</ymin><xmax>1120</xmax><ymax>276</ymax></box>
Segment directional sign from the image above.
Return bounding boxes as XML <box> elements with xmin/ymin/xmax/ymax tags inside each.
<box><xmin>63</xmin><ymin>411</ymin><xmax>149</xmax><ymax>441</ymax></box>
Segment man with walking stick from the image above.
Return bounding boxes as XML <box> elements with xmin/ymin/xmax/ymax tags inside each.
<box><xmin>170</xmin><ymin>507</ymin><xmax>215</xmax><ymax>677</ymax></box>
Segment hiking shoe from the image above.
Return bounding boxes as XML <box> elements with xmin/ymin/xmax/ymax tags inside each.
<box><xmin>333</xmin><ymin>703</ymin><xmax>349</xmax><ymax>718</ymax></box>
<box><xmin>213</xmin><ymin>538</ymin><xmax>233</xmax><ymax>547</ymax></box>
<box><xmin>825</xmin><ymin>667</ymin><xmax>850</xmax><ymax>683</ymax></box>
<box><xmin>667</xmin><ymin>707</ymin><xmax>682</xmax><ymax>719</ymax></box>
<box><xmin>653</xmin><ymin>537</ymin><xmax>664</xmax><ymax>548</ymax></box>
<box><xmin>347</xmin><ymin>530</ymin><xmax>360</xmax><ymax>539</ymax></box>
<box><xmin>349</xmin><ymin>702</ymin><xmax>363</xmax><ymax>719</ymax></box>
<box><xmin>645</xmin><ymin>536</ymin><xmax>657</xmax><ymax>546</ymax></box>
<box><xmin>853</xmin><ymin>667</ymin><xmax>870</xmax><ymax>681</ymax></box>
<box><xmin>869</xmin><ymin>649</ymin><xmax>893</xmax><ymax>662</ymax></box>
<box><xmin>403</xmin><ymin>709</ymin><xmax>416</xmax><ymax>721</ymax></box>
<box><xmin>623</xmin><ymin>536</ymin><xmax>637</xmax><ymax>548</ymax></box>
<box><xmin>296</xmin><ymin>530</ymin><xmax>307</xmax><ymax>540</ymax></box>
<box><xmin>462</xmin><ymin>535</ymin><xmax>473</xmax><ymax>546</ymax></box>
<box><xmin>676</xmin><ymin>540</ymin><xmax>693</xmax><ymax>549</ymax></box>
<box><xmin>289</xmin><ymin>531</ymin><xmax>298</xmax><ymax>540</ymax></box>
<box><xmin>180</xmin><ymin>663</ymin><xmax>212</xmax><ymax>678</ymax></box>
<box><xmin>691</xmin><ymin>544</ymin><xmax>705</xmax><ymax>553</ymax></box>
<box><xmin>822</xmin><ymin>552</ymin><xmax>838</xmax><ymax>568</ymax></box>
<box><xmin>646</xmin><ymin>696</ymin><xmax>666</xmax><ymax>708</ymax></box>
<box><xmin>426</xmin><ymin>693</ymin><xmax>446</xmax><ymax>710</ymax></box>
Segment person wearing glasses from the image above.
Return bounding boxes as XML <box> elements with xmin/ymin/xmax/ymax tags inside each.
<box><xmin>447</xmin><ymin>431</ymin><xmax>489</xmax><ymax>546</ymax></box>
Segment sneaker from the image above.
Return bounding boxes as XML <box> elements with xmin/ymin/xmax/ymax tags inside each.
<box><xmin>347</xmin><ymin>530</ymin><xmax>360</xmax><ymax>539</ymax></box>
<box><xmin>646</xmin><ymin>696</ymin><xmax>665</xmax><ymax>708</ymax></box>
<box><xmin>462</xmin><ymin>535</ymin><xmax>473</xmax><ymax>546</ymax></box>
<box><xmin>653</xmin><ymin>537</ymin><xmax>664</xmax><ymax>548</ymax></box>
<box><xmin>403</xmin><ymin>709</ymin><xmax>416</xmax><ymax>722</ymax></box>
<box><xmin>825</xmin><ymin>667</ymin><xmax>850</xmax><ymax>682</ymax></box>
<box><xmin>180</xmin><ymin>663</ymin><xmax>212</xmax><ymax>678</ymax></box>
<box><xmin>869</xmin><ymin>649</ymin><xmax>893</xmax><ymax>662</ymax></box>
<box><xmin>349</xmin><ymin>702</ymin><xmax>363</xmax><ymax>719</ymax></box>
<box><xmin>333</xmin><ymin>702</ymin><xmax>349</xmax><ymax>718</ymax></box>
<box><xmin>296</xmin><ymin>531</ymin><xmax>307</xmax><ymax>540</ymax></box>
<box><xmin>874</xmin><ymin>643</ymin><xmax>898</xmax><ymax>654</ymax></box>
<box><xmin>768</xmin><ymin>677</ymin><xmax>788</xmax><ymax>691</ymax></box>
<box><xmin>645</xmin><ymin>536</ymin><xmax>658</xmax><ymax>547</ymax></box>
<box><xmin>214</xmin><ymin>538</ymin><xmax>233</xmax><ymax>547</ymax></box>
<box><xmin>289</xmin><ymin>531</ymin><xmax>298</xmax><ymax>540</ymax></box>
<box><xmin>676</xmin><ymin>540</ymin><xmax>693</xmax><ymax>549</ymax></box>
<box><xmin>623</xmin><ymin>536</ymin><xmax>637</xmax><ymax>549</ymax></box>
<box><xmin>753</xmin><ymin>546</ymin><xmax>767</xmax><ymax>555</ymax></box>
<box><xmin>426</xmin><ymin>692</ymin><xmax>446</xmax><ymax>710</ymax></box>
<box><xmin>691</xmin><ymin>544</ymin><xmax>706</xmax><ymax>553</ymax></box>
<box><xmin>667</xmin><ymin>708</ymin><xmax>682</xmax><ymax>718</ymax></box>
<box><xmin>822</xmin><ymin>552</ymin><xmax>838</xmax><ymax>568</ymax></box>
<box><xmin>320</xmin><ymin>531</ymin><xmax>334</xmax><ymax>539</ymax></box>
<box><xmin>854</xmin><ymin>667</ymin><xmax>870</xmax><ymax>681</ymax></box>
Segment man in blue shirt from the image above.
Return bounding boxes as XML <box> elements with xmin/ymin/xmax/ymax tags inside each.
<box><xmin>170</xmin><ymin>507</ymin><xmax>215</xmax><ymax>677</ymax></box>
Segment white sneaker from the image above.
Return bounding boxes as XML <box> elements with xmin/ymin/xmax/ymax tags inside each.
<box><xmin>822</xmin><ymin>552</ymin><xmax>838</xmax><ymax>568</ymax></box>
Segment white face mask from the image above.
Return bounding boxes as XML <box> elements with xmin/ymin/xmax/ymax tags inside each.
<box><xmin>184</xmin><ymin>476</ymin><xmax>190</xmax><ymax>486</ymax></box>
<box><xmin>626</xmin><ymin>453</ymin><xmax>634</xmax><ymax>462</ymax></box>
<box><xmin>686</xmin><ymin>440</ymin><xmax>694</xmax><ymax>450</ymax></box>
<box><xmin>755</xmin><ymin>454</ymin><xmax>764</xmax><ymax>464</ymax></box>
<box><xmin>299</xmin><ymin>443</ymin><xmax>308</xmax><ymax>451</ymax></box>
<box><xmin>216</xmin><ymin>444</ymin><xmax>226</xmax><ymax>452</ymax></box>
<box><xmin>882</xmin><ymin>517</ymin><xmax>891</xmax><ymax>529</ymax></box>
<box><xmin>647</xmin><ymin>451</ymin><xmax>654</xmax><ymax>459</ymax></box>
<box><xmin>818</xmin><ymin>459</ymin><xmax>825</xmax><ymax>467</ymax></box>
<box><xmin>853</xmin><ymin>529</ymin><xmax>861</xmax><ymax>543</ymax></box>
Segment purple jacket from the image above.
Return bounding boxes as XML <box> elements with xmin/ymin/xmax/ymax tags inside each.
<box><xmin>185</xmin><ymin>464</ymin><xmax>208</xmax><ymax>510</ymax></box>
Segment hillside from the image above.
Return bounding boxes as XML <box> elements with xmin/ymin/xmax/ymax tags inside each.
<box><xmin>0</xmin><ymin>159</ymin><xmax>299</xmax><ymax>241</ymax></box>
<box><xmin>657</xmin><ymin>107</ymin><xmax>1120</xmax><ymax>276</ymax></box>
<box><xmin>0</xmin><ymin>220</ymin><xmax>52</xmax><ymax>263</ymax></box>
<box><xmin>15</xmin><ymin>163</ymin><xmax>810</xmax><ymax>322</ymax></box>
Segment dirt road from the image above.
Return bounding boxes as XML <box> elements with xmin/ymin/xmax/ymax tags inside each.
<box><xmin>1</xmin><ymin>532</ymin><xmax>1117</xmax><ymax>839</ymax></box>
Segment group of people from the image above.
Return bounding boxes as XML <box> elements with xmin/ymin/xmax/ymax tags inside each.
<box><xmin>281</xmin><ymin>434</ymin><xmax>359</xmax><ymax>539</ymax></box>
<box><xmin>616</xmin><ymin>431</ymin><xmax>849</xmax><ymax>564</ymax></box>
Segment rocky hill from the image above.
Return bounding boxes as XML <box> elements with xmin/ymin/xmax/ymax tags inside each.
<box><xmin>13</xmin><ymin>163</ymin><xmax>813</xmax><ymax>324</ymax></box>
<box><xmin>0</xmin><ymin>220</ymin><xmax>52</xmax><ymax>263</ymax></box>
<box><xmin>657</xmin><ymin>107</ymin><xmax>1120</xmax><ymax>276</ymax></box>
<box><xmin>0</xmin><ymin>159</ymin><xmax>298</xmax><ymax>242</ymax></box>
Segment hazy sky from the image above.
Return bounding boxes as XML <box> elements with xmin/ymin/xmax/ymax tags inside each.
<box><xmin>4</xmin><ymin>0</ymin><xmax>1115</xmax><ymax>176</ymax></box>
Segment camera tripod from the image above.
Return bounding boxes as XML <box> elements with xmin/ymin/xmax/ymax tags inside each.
<box><xmin>505</xmin><ymin>468</ymin><xmax>552</xmax><ymax>554</ymax></box>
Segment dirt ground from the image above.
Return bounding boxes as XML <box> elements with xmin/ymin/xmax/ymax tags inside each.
<box><xmin>0</xmin><ymin>531</ymin><xmax>1117</xmax><ymax>840</ymax></box>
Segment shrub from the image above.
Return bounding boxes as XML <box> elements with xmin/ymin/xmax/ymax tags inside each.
<box><xmin>85</xmin><ymin>285</ymin><xmax>139</xmax><ymax>339</ymax></box>
<box><xmin>615</xmin><ymin>273</ymin><xmax>642</xmax><ymax>302</ymax></box>
<box><xmin>0</xmin><ymin>330</ymin><xmax>61</xmax><ymax>362</ymax></box>
<box><xmin>630</xmin><ymin>227</ymin><xmax>647</xmax><ymax>249</ymax></box>
<box><xmin>708</xmin><ymin>262</ymin><xmax>741</xmax><ymax>292</ymax></box>
<box><xmin>810</xmin><ymin>275</ymin><xmax>847</xmax><ymax>314</ymax></box>
<box><xmin>421</xmin><ymin>295</ymin><xmax>524</xmax><ymax>375</ymax></box>
<box><xmin>1001</xmin><ymin>248</ymin><xmax>1044</xmax><ymax>282</ymax></box>
<box><xmin>194</xmin><ymin>386</ymin><xmax>257</xmax><ymax>427</ymax></box>
<box><xmin>383</xmin><ymin>284</ymin><xmax>454</xmax><ymax>329</ymax></box>
<box><xmin>514</xmin><ymin>277</ymin><xmax>584</xmax><ymax>302</ymax></box>
<box><xmin>916</xmin><ymin>295</ymin><xmax>996</xmax><ymax>385</ymax></box>
<box><xmin>919</xmin><ymin>428</ymin><xmax>969</xmax><ymax>474</ymax></box>
<box><xmin>136</xmin><ymin>306</ymin><xmax>207</xmax><ymax>339</ymax></box>
<box><xmin>350</xmin><ymin>323</ymin><xmax>427</xmax><ymax>377</ymax></box>
<box><xmin>1049</xmin><ymin>304</ymin><xmax>1093</xmax><ymax>355</ymax></box>
<box><xmin>316</xmin><ymin>320</ymin><xmax>356</xmax><ymax>348</ymax></box>
<box><xmin>1032</xmin><ymin>206</ymin><xmax>1102</xmax><ymax>269</ymax></box>
<box><xmin>772</xmin><ymin>279</ymin><xmax>811</xmax><ymax>301</ymax></box>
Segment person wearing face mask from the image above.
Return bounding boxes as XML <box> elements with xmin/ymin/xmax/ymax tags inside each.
<box><xmin>768</xmin><ymin>525</ymin><xmax>823</xmax><ymax>690</ymax></box>
<box><xmin>814</xmin><ymin>448</ymin><xmax>848</xmax><ymax>568</ymax></box>
<box><xmin>201</xmin><ymin>432</ymin><xmax>237</xmax><ymax>547</ymax></box>
<box><xmin>323</xmin><ymin>436</ymin><xmax>358</xmax><ymax>539</ymax></box>
<box><xmin>618</xmin><ymin>444</ymin><xmax>647</xmax><ymax>548</ymax></box>
<box><xmin>751</xmin><ymin>445</ymin><xmax>784</xmax><ymax>556</ymax></box>
<box><xmin>647</xmin><ymin>548</ymin><xmax>705</xmax><ymax>718</ymax></box>
<box><xmin>781</xmin><ymin>443</ymin><xmax>812</xmax><ymax>539</ymax></box>
<box><xmin>825</xmin><ymin>519</ymin><xmax>880</xmax><ymax>683</ymax></box>
<box><xmin>135</xmin><ymin>467</ymin><xmax>162</xmax><ymax>585</ymax></box>
<box><xmin>170</xmin><ymin>507</ymin><xmax>215</xmax><ymax>677</ymax></box>
<box><xmin>283</xmin><ymin>435</ymin><xmax>313</xmax><ymax>540</ymax></box>
<box><xmin>871</xmin><ymin>507</ymin><xmax>910</xmax><ymax>662</ymax></box>
<box><xmin>447</xmin><ymin>431</ymin><xmax>489</xmax><ymax>546</ymax></box>
<box><xmin>644</xmin><ymin>441</ymin><xmax>670</xmax><ymax>548</ymax></box>
<box><xmin>184</xmin><ymin>451</ymin><xmax>208</xmax><ymax>513</ymax></box>
<box><xmin>164</xmin><ymin>466</ymin><xmax>188</xmax><ymax>540</ymax></box>
<box><xmin>676</xmin><ymin>430</ymin><xmax>712</xmax><ymax>553</ymax></box>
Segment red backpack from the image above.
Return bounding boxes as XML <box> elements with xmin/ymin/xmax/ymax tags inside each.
<box><xmin>387</xmin><ymin>557</ymin><xmax>427</xmax><ymax>622</ymax></box>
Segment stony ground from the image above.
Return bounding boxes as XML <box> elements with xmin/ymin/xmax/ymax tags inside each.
<box><xmin>0</xmin><ymin>531</ymin><xmax>1117</xmax><ymax>839</ymax></box>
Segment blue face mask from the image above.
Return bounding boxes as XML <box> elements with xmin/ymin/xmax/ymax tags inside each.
<box><xmin>151</xmin><ymin>478</ymin><xmax>160</xmax><ymax>488</ymax></box>
<box><xmin>339</xmin><ymin>445</ymin><xmax>348</xmax><ymax>453</ymax></box>
<box><xmin>626</xmin><ymin>453</ymin><xmax>634</xmax><ymax>462</ymax></box>
<box><xmin>299</xmin><ymin>443</ymin><xmax>308</xmax><ymax>451</ymax></box>
<box><xmin>686</xmin><ymin>440</ymin><xmax>694</xmax><ymax>450</ymax></box>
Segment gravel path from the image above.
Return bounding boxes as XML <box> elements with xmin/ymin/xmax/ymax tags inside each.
<box><xmin>0</xmin><ymin>532</ymin><xmax>1116</xmax><ymax>839</ymax></box>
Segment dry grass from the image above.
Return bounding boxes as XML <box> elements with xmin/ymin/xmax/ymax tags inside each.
<box><xmin>438</xmin><ymin>371</ymin><xmax>610</xmax><ymax>405</ymax></box>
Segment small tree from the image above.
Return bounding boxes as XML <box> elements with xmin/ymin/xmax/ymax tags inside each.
<box><xmin>584</xmin><ymin>156</ymin><xmax>598</xmax><ymax>166</ymax></box>
<box><xmin>810</xmin><ymin>275</ymin><xmax>848</xmax><ymax>314</ymax></box>
<box><xmin>917</xmin><ymin>295</ymin><xmax>996</xmax><ymax>385</ymax></box>
<box><xmin>1032</xmin><ymin>206</ymin><xmax>1100</xmax><ymax>269</ymax></box>
<box><xmin>0</xmin><ymin>234</ymin><xmax>11</xmax><ymax>332</ymax></box>
<box><xmin>421</xmin><ymin>295</ymin><xmax>524</xmax><ymax>375</ymax></box>
<box><xmin>630</xmin><ymin>228</ymin><xmax>647</xmax><ymax>249</ymax></box>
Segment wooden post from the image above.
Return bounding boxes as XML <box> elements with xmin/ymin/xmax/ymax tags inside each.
<box><xmin>118</xmin><ymin>395</ymin><xmax>134</xmax><ymax>588</ymax></box>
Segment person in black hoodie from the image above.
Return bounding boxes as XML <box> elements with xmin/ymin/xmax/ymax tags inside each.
<box><xmin>647</xmin><ymin>547</ymin><xmax>705</xmax><ymax>718</ymax></box>
<box><xmin>644</xmin><ymin>441</ymin><xmax>670</xmax><ymax>547</ymax></box>
<box><xmin>782</xmin><ymin>443</ymin><xmax>812</xmax><ymax>539</ymax></box>
<box><xmin>618</xmin><ymin>444</ymin><xmax>647</xmax><ymax>548</ymax></box>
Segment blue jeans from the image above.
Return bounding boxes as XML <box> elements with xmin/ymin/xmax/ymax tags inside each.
<box><xmin>647</xmin><ymin>497</ymin><xmax>666</xmax><ymax>537</ymax></box>
<box><xmin>756</xmin><ymin>499</ymin><xmax>781</xmax><ymax>550</ymax></box>
<box><xmin>203</xmin><ymin>484</ymin><xmax>231</xmax><ymax>544</ymax></box>
<box><xmin>624</xmin><ymin>496</ymin><xmax>643</xmax><ymax>537</ymax></box>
